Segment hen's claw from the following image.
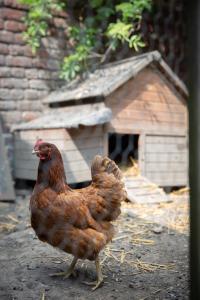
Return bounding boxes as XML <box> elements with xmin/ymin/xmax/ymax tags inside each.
<box><xmin>83</xmin><ymin>256</ymin><xmax>104</xmax><ymax>290</ymax></box>
<box><xmin>82</xmin><ymin>278</ymin><xmax>103</xmax><ymax>290</ymax></box>
<box><xmin>50</xmin><ymin>257</ymin><xmax>78</xmax><ymax>279</ymax></box>
<box><xmin>50</xmin><ymin>270</ymin><xmax>76</xmax><ymax>278</ymax></box>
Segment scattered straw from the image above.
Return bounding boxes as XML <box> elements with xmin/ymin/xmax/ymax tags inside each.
<box><xmin>129</xmin><ymin>259</ymin><xmax>175</xmax><ymax>272</ymax></box>
<box><xmin>131</xmin><ymin>238</ymin><xmax>155</xmax><ymax>245</ymax></box>
<box><xmin>7</xmin><ymin>214</ymin><xmax>20</xmax><ymax>224</ymax></box>
<box><xmin>112</xmin><ymin>235</ymin><xmax>129</xmax><ymax>241</ymax></box>
<box><xmin>0</xmin><ymin>222</ymin><xmax>16</xmax><ymax>232</ymax></box>
<box><xmin>41</xmin><ymin>291</ymin><xmax>45</xmax><ymax>300</ymax></box>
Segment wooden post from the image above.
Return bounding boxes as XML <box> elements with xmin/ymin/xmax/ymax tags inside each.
<box><xmin>187</xmin><ymin>1</ymin><xmax>200</xmax><ymax>298</ymax></box>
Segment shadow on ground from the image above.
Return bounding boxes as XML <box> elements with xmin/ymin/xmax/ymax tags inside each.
<box><xmin>0</xmin><ymin>195</ymin><xmax>189</xmax><ymax>300</ymax></box>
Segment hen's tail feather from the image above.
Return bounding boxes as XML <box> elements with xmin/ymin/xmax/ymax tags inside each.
<box><xmin>89</xmin><ymin>155</ymin><xmax>127</xmax><ymax>222</ymax></box>
<box><xmin>91</xmin><ymin>155</ymin><xmax>122</xmax><ymax>181</ymax></box>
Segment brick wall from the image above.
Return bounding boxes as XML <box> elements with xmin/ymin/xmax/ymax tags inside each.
<box><xmin>0</xmin><ymin>0</ymin><xmax>68</xmax><ymax>168</ymax></box>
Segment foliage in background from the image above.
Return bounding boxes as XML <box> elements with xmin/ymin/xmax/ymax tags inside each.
<box><xmin>19</xmin><ymin>0</ymin><xmax>152</xmax><ymax>81</ymax></box>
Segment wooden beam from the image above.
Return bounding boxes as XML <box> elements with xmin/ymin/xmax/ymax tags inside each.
<box><xmin>188</xmin><ymin>1</ymin><xmax>200</xmax><ymax>298</ymax></box>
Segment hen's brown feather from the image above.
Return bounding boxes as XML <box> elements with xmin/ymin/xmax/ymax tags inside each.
<box><xmin>30</xmin><ymin>145</ymin><xmax>126</xmax><ymax>261</ymax></box>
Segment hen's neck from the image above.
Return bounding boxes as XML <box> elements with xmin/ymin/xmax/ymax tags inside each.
<box><xmin>36</xmin><ymin>154</ymin><xmax>68</xmax><ymax>193</ymax></box>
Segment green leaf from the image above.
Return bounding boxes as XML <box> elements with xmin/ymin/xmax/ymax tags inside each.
<box><xmin>107</xmin><ymin>22</ymin><xmax>132</xmax><ymax>42</ymax></box>
<box><xmin>89</xmin><ymin>0</ymin><xmax>103</xmax><ymax>8</ymax></box>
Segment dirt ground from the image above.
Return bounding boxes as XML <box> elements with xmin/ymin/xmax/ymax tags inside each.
<box><xmin>0</xmin><ymin>191</ymin><xmax>189</xmax><ymax>300</ymax></box>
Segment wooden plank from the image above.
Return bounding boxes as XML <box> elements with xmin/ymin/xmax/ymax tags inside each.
<box><xmin>0</xmin><ymin>123</ymin><xmax>15</xmax><ymax>201</ymax></box>
<box><xmin>145</xmin><ymin>174</ymin><xmax>188</xmax><ymax>187</ymax></box>
<box><xmin>109</xmin><ymin>121</ymin><xmax>186</xmax><ymax>135</ymax></box>
<box><xmin>124</xmin><ymin>174</ymin><xmax>168</xmax><ymax>203</ymax></box>
<box><xmin>111</xmin><ymin>99</ymin><xmax>186</xmax><ymax>113</ymax></box>
<box><xmin>145</xmin><ymin>135</ymin><xmax>187</xmax><ymax>144</ymax></box>
<box><xmin>15</xmin><ymin>168</ymin><xmax>91</xmax><ymax>183</ymax></box>
<box><xmin>14</xmin><ymin>147</ymin><xmax>104</xmax><ymax>162</ymax></box>
<box><xmin>146</xmin><ymin>152</ymin><xmax>188</xmax><ymax>163</ymax></box>
<box><xmin>112</xmin><ymin>112</ymin><xmax>186</xmax><ymax>124</ymax></box>
<box><xmin>138</xmin><ymin>134</ymin><xmax>145</xmax><ymax>175</ymax></box>
<box><xmin>145</xmin><ymin>143</ymin><xmax>187</xmax><ymax>153</ymax></box>
<box><xmin>15</xmin><ymin>136</ymin><xmax>103</xmax><ymax>151</ymax></box>
<box><xmin>145</xmin><ymin>162</ymin><xmax>188</xmax><ymax>172</ymax></box>
<box><xmin>15</xmin><ymin>159</ymin><xmax>92</xmax><ymax>172</ymax></box>
<box><xmin>16</xmin><ymin>126</ymin><xmax>103</xmax><ymax>141</ymax></box>
<box><xmin>103</xmin><ymin>124</ymin><xmax>108</xmax><ymax>156</ymax></box>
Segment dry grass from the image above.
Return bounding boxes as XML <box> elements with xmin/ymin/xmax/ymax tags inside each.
<box><xmin>0</xmin><ymin>222</ymin><xmax>16</xmax><ymax>232</ymax></box>
<box><xmin>121</xmin><ymin>191</ymin><xmax>189</xmax><ymax>235</ymax></box>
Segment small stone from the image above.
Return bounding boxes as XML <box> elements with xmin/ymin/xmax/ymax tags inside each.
<box><xmin>152</xmin><ymin>225</ymin><xmax>163</xmax><ymax>234</ymax></box>
<box><xmin>129</xmin><ymin>283</ymin><xmax>134</xmax><ymax>288</ymax></box>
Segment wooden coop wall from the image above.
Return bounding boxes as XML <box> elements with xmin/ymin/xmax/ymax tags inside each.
<box><xmin>139</xmin><ymin>134</ymin><xmax>188</xmax><ymax>186</ymax></box>
<box><xmin>105</xmin><ymin>66</ymin><xmax>188</xmax><ymax>135</ymax></box>
<box><xmin>14</xmin><ymin>126</ymin><xmax>106</xmax><ymax>183</ymax></box>
<box><xmin>105</xmin><ymin>67</ymin><xmax>188</xmax><ymax>186</ymax></box>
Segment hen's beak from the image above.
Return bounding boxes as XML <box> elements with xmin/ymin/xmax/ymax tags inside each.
<box><xmin>32</xmin><ymin>149</ymin><xmax>39</xmax><ymax>155</ymax></box>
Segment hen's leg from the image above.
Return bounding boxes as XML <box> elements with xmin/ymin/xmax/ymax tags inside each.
<box><xmin>83</xmin><ymin>256</ymin><xmax>104</xmax><ymax>290</ymax></box>
<box><xmin>50</xmin><ymin>256</ymin><xmax>78</xmax><ymax>278</ymax></box>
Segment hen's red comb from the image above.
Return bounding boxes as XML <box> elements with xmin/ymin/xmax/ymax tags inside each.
<box><xmin>34</xmin><ymin>139</ymin><xmax>45</xmax><ymax>148</ymax></box>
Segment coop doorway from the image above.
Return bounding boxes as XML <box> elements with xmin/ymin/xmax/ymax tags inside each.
<box><xmin>108</xmin><ymin>133</ymin><xmax>139</xmax><ymax>174</ymax></box>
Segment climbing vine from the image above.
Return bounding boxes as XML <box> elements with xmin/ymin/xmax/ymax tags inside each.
<box><xmin>19</xmin><ymin>0</ymin><xmax>152</xmax><ymax>81</ymax></box>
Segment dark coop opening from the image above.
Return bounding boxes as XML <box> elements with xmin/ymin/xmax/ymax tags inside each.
<box><xmin>108</xmin><ymin>133</ymin><xmax>139</xmax><ymax>168</ymax></box>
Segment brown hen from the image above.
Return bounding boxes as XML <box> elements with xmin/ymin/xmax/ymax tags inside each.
<box><xmin>30</xmin><ymin>139</ymin><xmax>126</xmax><ymax>290</ymax></box>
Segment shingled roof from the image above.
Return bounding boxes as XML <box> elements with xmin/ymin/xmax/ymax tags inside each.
<box><xmin>12</xmin><ymin>103</ymin><xmax>112</xmax><ymax>131</ymax></box>
<box><xmin>43</xmin><ymin>51</ymin><xmax>188</xmax><ymax>105</ymax></box>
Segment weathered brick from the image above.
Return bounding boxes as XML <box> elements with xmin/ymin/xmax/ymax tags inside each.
<box><xmin>22</xmin><ymin>111</ymin><xmax>42</xmax><ymax>122</ymax></box>
<box><xmin>4</xmin><ymin>20</ymin><xmax>26</xmax><ymax>32</ymax></box>
<box><xmin>9</xmin><ymin>44</ymin><xmax>34</xmax><ymax>57</ymax></box>
<box><xmin>46</xmin><ymin>59</ymin><xmax>60</xmax><ymax>71</ymax></box>
<box><xmin>1</xmin><ymin>111</ymin><xmax>22</xmax><ymax>124</ymax></box>
<box><xmin>41</xmin><ymin>37</ymin><xmax>61</xmax><ymax>49</ymax></box>
<box><xmin>3</xmin><ymin>0</ymin><xmax>27</xmax><ymax>9</ymax></box>
<box><xmin>0</xmin><ymin>19</ymin><xmax>3</xmax><ymax>30</ymax></box>
<box><xmin>0</xmin><ymin>78</ymin><xmax>29</xmax><ymax>88</ymax></box>
<box><xmin>6</xmin><ymin>56</ymin><xmax>33</xmax><ymax>67</ymax></box>
<box><xmin>32</xmin><ymin>58</ymin><xmax>48</xmax><ymax>69</ymax></box>
<box><xmin>0</xmin><ymin>30</ymin><xmax>14</xmax><ymax>43</ymax></box>
<box><xmin>18</xmin><ymin>100</ymin><xmax>43</xmax><ymax>111</ymax></box>
<box><xmin>38</xmin><ymin>70</ymin><xmax>51</xmax><ymax>79</ymax></box>
<box><xmin>37</xmin><ymin>70</ymin><xmax>52</xmax><ymax>80</ymax></box>
<box><xmin>14</xmin><ymin>33</ymin><xmax>25</xmax><ymax>45</ymax></box>
<box><xmin>0</xmin><ymin>100</ymin><xmax>17</xmax><ymax>110</ymax></box>
<box><xmin>25</xmin><ymin>69</ymin><xmax>39</xmax><ymax>79</ymax></box>
<box><xmin>29</xmin><ymin>79</ymin><xmax>49</xmax><ymax>90</ymax></box>
<box><xmin>0</xmin><ymin>67</ymin><xmax>25</xmax><ymax>78</ymax></box>
<box><xmin>11</xmin><ymin>89</ymin><xmax>25</xmax><ymax>100</ymax></box>
<box><xmin>0</xmin><ymin>67</ymin><xmax>10</xmax><ymax>77</ymax></box>
<box><xmin>1</xmin><ymin>8</ymin><xmax>25</xmax><ymax>20</ymax></box>
<box><xmin>37</xmin><ymin>90</ymin><xmax>49</xmax><ymax>98</ymax></box>
<box><xmin>10</xmin><ymin>67</ymin><xmax>25</xmax><ymax>78</ymax></box>
<box><xmin>50</xmin><ymin>71</ymin><xmax>61</xmax><ymax>79</ymax></box>
<box><xmin>0</xmin><ymin>88</ymin><xmax>24</xmax><ymax>100</ymax></box>
<box><xmin>0</xmin><ymin>55</ymin><xmax>6</xmax><ymax>65</ymax></box>
<box><xmin>0</xmin><ymin>43</ymin><xmax>8</xmax><ymax>55</ymax></box>
<box><xmin>24</xmin><ymin>89</ymin><xmax>39</xmax><ymax>100</ymax></box>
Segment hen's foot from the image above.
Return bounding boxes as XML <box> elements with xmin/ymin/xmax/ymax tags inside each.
<box><xmin>83</xmin><ymin>256</ymin><xmax>104</xmax><ymax>290</ymax></box>
<box><xmin>50</xmin><ymin>257</ymin><xmax>78</xmax><ymax>279</ymax></box>
<box><xmin>82</xmin><ymin>277</ymin><xmax>103</xmax><ymax>291</ymax></box>
<box><xmin>50</xmin><ymin>270</ymin><xmax>76</xmax><ymax>278</ymax></box>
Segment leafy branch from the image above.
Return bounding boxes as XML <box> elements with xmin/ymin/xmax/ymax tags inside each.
<box><xmin>19</xmin><ymin>0</ymin><xmax>152</xmax><ymax>80</ymax></box>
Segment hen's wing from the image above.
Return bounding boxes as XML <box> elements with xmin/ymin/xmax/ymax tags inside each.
<box><xmin>85</xmin><ymin>155</ymin><xmax>127</xmax><ymax>222</ymax></box>
<box><xmin>30</xmin><ymin>188</ymin><xmax>113</xmax><ymax>259</ymax></box>
<box><xmin>31</xmin><ymin>188</ymin><xmax>102</xmax><ymax>231</ymax></box>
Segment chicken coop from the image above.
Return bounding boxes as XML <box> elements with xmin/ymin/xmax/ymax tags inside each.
<box><xmin>41</xmin><ymin>51</ymin><xmax>188</xmax><ymax>187</ymax></box>
<box><xmin>13</xmin><ymin>104</ymin><xmax>111</xmax><ymax>184</ymax></box>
